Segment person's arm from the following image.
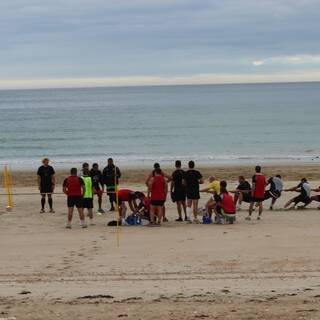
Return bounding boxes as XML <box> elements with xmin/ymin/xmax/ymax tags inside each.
<box><xmin>51</xmin><ymin>173</ymin><xmax>56</xmax><ymax>192</ymax></box>
<box><xmin>164</xmin><ymin>180</ymin><xmax>168</xmax><ymax>199</ymax></box>
<box><xmin>311</xmin><ymin>187</ymin><xmax>320</xmax><ymax>192</ymax></box>
<box><xmin>37</xmin><ymin>175</ymin><xmax>41</xmax><ymax>190</ymax></box>
<box><xmin>147</xmin><ymin>177</ymin><xmax>154</xmax><ymax>194</ymax></box>
<box><xmin>200</xmin><ymin>187</ymin><xmax>211</xmax><ymax>193</ymax></box>
<box><xmin>163</xmin><ymin>171</ymin><xmax>171</xmax><ymax>182</ymax></box>
<box><xmin>80</xmin><ymin>178</ymin><xmax>85</xmax><ymax>196</ymax></box>
<box><xmin>284</xmin><ymin>184</ymin><xmax>299</xmax><ymax>192</ymax></box>
<box><xmin>170</xmin><ymin>178</ymin><xmax>174</xmax><ymax>192</ymax></box>
<box><xmin>62</xmin><ymin>179</ymin><xmax>68</xmax><ymax>195</ymax></box>
<box><xmin>117</xmin><ymin>167</ymin><xmax>121</xmax><ymax>179</ymax></box>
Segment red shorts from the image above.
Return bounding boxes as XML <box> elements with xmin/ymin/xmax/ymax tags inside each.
<box><xmin>94</xmin><ymin>189</ymin><xmax>104</xmax><ymax>196</ymax></box>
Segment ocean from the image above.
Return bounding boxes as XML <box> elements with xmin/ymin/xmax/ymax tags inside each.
<box><xmin>0</xmin><ymin>82</ymin><xmax>319</xmax><ymax>169</ymax></box>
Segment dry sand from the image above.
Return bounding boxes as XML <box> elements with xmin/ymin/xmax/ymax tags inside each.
<box><xmin>1</xmin><ymin>165</ymin><xmax>320</xmax><ymax>319</ymax></box>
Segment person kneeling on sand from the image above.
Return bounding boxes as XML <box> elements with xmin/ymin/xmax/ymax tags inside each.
<box><xmin>200</xmin><ymin>176</ymin><xmax>220</xmax><ymax>220</ymax></box>
<box><xmin>284</xmin><ymin>178</ymin><xmax>311</xmax><ymax>209</ymax></box>
<box><xmin>148</xmin><ymin>168</ymin><xmax>168</xmax><ymax>226</ymax></box>
<box><xmin>117</xmin><ymin>189</ymin><xmax>139</xmax><ymax>225</ymax></box>
<box><xmin>214</xmin><ymin>181</ymin><xmax>236</xmax><ymax>224</ymax></box>
<box><xmin>63</xmin><ymin>168</ymin><xmax>87</xmax><ymax>229</ymax></box>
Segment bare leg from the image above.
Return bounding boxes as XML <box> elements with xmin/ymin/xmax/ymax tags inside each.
<box><xmin>176</xmin><ymin>201</ymin><xmax>182</xmax><ymax>219</ymax></box>
<box><xmin>150</xmin><ymin>205</ymin><xmax>156</xmax><ymax>223</ymax></box>
<box><xmin>157</xmin><ymin>206</ymin><xmax>164</xmax><ymax>224</ymax></box>
<box><xmin>248</xmin><ymin>202</ymin><xmax>254</xmax><ymax>216</ymax></box>
<box><xmin>234</xmin><ymin>192</ymin><xmax>240</xmax><ymax>205</ymax></box>
<box><xmin>258</xmin><ymin>202</ymin><xmax>263</xmax><ymax>217</ymax></box>
<box><xmin>193</xmin><ymin>200</ymin><xmax>199</xmax><ymax>220</ymax></box>
<box><xmin>68</xmin><ymin>207</ymin><xmax>74</xmax><ymax>223</ymax></box>
<box><xmin>98</xmin><ymin>195</ymin><xmax>102</xmax><ymax>210</ymax></box>
<box><xmin>284</xmin><ymin>198</ymin><xmax>295</xmax><ymax>209</ymax></box>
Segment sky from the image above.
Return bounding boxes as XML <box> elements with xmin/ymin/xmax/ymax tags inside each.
<box><xmin>1</xmin><ymin>0</ymin><xmax>320</xmax><ymax>89</ymax></box>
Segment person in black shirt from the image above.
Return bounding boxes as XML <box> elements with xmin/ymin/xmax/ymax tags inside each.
<box><xmin>37</xmin><ymin>158</ymin><xmax>55</xmax><ymax>213</ymax></box>
<box><xmin>90</xmin><ymin>163</ymin><xmax>105</xmax><ymax>214</ymax></box>
<box><xmin>102</xmin><ymin>158</ymin><xmax>121</xmax><ymax>211</ymax></box>
<box><xmin>170</xmin><ymin>160</ymin><xmax>187</xmax><ymax>221</ymax></box>
<box><xmin>184</xmin><ymin>160</ymin><xmax>204</xmax><ymax>223</ymax></box>
<box><xmin>231</xmin><ymin>176</ymin><xmax>251</xmax><ymax>211</ymax></box>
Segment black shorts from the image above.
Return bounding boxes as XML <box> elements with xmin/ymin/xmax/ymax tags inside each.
<box><xmin>151</xmin><ymin>199</ymin><xmax>165</xmax><ymax>206</ymax></box>
<box><xmin>67</xmin><ymin>196</ymin><xmax>83</xmax><ymax>208</ymax></box>
<box><xmin>264</xmin><ymin>190</ymin><xmax>281</xmax><ymax>200</ymax></box>
<box><xmin>186</xmin><ymin>191</ymin><xmax>200</xmax><ymax>200</ymax></box>
<box><xmin>173</xmin><ymin>189</ymin><xmax>186</xmax><ymax>202</ymax></box>
<box><xmin>83</xmin><ymin>198</ymin><xmax>93</xmax><ymax>209</ymax></box>
<box><xmin>242</xmin><ymin>193</ymin><xmax>251</xmax><ymax>203</ymax></box>
<box><xmin>293</xmin><ymin>195</ymin><xmax>311</xmax><ymax>205</ymax></box>
<box><xmin>251</xmin><ymin>197</ymin><xmax>265</xmax><ymax>203</ymax></box>
<box><xmin>40</xmin><ymin>183</ymin><xmax>53</xmax><ymax>194</ymax></box>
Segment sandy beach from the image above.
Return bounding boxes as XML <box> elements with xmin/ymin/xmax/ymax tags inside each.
<box><xmin>1</xmin><ymin>164</ymin><xmax>320</xmax><ymax>319</ymax></box>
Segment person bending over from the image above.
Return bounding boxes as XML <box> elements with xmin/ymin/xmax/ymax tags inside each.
<box><xmin>264</xmin><ymin>175</ymin><xmax>283</xmax><ymax>210</ymax></box>
<box><xmin>303</xmin><ymin>186</ymin><xmax>320</xmax><ymax>209</ymax></box>
<box><xmin>117</xmin><ymin>189</ymin><xmax>139</xmax><ymax>225</ymax></box>
<box><xmin>37</xmin><ymin>157</ymin><xmax>55</xmax><ymax>213</ymax></box>
<box><xmin>284</xmin><ymin>178</ymin><xmax>311</xmax><ymax>209</ymax></box>
<box><xmin>63</xmin><ymin>168</ymin><xmax>87</xmax><ymax>229</ymax></box>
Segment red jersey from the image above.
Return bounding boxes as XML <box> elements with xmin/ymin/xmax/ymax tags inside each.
<box><xmin>63</xmin><ymin>176</ymin><xmax>83</xmax><ymax>196</ymax></box>
<box><xmin>118</xmin><ymin>189</ymin><xmax>133</xmax><ymax>201</ymax></box>
<box><xmin>151</xmin><ymin>175</ymin><xmax>166</xmax><ymax>201</ymax></box>
<box><xmin>143</xmin><ymin>196</ymin><xmax>151</xmax><ymax>211</ymax></box>
<box><xmin>220</xmin><ymin>192</ymin><xmax>236</xmax><ymax>213</ymax></box>
<box><xmin>252</xmin><ymin>173</ymin><xmax>267</xmax><ymax>198</ymax></box>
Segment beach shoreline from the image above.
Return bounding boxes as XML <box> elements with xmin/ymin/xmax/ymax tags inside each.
<box><xmin>3</xmin><ymin>163</ymin><xmax>320</xmax><ymax>187</ymax></box>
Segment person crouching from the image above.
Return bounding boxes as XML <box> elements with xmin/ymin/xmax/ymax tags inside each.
<box><xmin>214</xmin><ymin>181</ymin><xmax>236</xmax><ymax>224</ymax></box>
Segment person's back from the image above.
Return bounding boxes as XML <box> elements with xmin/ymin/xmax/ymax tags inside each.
<box><xmin>172</xmin><ymin>169</ymin><xmax>185</xmax><ymax>191</ymax></box>
<box><xmin>185</xmin><ymin>169</ymin><xmax>202</xmax><ymax>196</ymax></box>
<box><xmin>81</xmin><ymin>175</ymin><xmax>93</xmax><ymax>199</ymax></box>
<box><xmin>220</xmin><ymin>192</ymin><xmax>236</xmax><ymax>213</ymax></box>
<box><xmin>151</xmin><ymin>175</ymin><xmax>166</xmax><ymax>201</ymax></box>
<box><xmin>270</xmin><ymin>176</ymin><xmax>283</xmax><ymax>193</ymax></box>
<box><xmin>300</xmin><ymin>181</ymin><xmax>311</xmax><ymax>198</ymax></box>
<box><xmin>252</xmin><ymin>173</ymin><xmax>266</xmax><ymax>199</ymax></box>
<box><xmin>65</xmin><ymin>175</ymin><xmax>83</xmax><ymax>196</ymax></box>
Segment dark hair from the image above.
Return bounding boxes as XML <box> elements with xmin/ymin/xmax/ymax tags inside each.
<box><xmin>239</xmin><ymin>175</ymin><xmax>245</xmax><ymax>180</ymax></box>
<box><xmin>220</xmin><ymin>180</ymin><xmax>228</xmax><ymax>193</ymax></box>
<box><xmin>255</xmin><ymin>165</ymin><xmax>261</xmax><ymax>173</ymax></box>
<box><xmin>276</xmin><ymin>174</ymin><xmax>281</xmax><ymax>179</ymax></box>
<box><xmin>82</xmin><ymin>162</ymin><xmax>89</xmax><ymax>168</ymax></box>
<box><xmin>301</xmin><ymin>177</ymin><xmax>307</xmax><ymax>183</ymax></box>
<box><xmin>70</xmin><ymin>167</ymin><xmax>77</xmax><ymax>175</ymax></box>
<box><xmin>175</xmin><ymin>160</ymin><xmax>181</xmax><ymax>168</ymax></box>
<box><xmin>188</xmin><ymin>160</ymin><xmax>195</xmax><ymax>169</ymax></box>
<box><xmin>154</xmin><ymin>163</ymin><xmax>160</xmax><ymax>169</ymax></box>
<box><xmin>108</xmin><ymin>158</ymin><xmax>113</xmax><ymax>162</ymax></box>
<box><xmin>92</xmin><ymin>163</ymin><xmax>98</xmax><ymax>168</ymax></box>
<box><xmin>135</xmin><ymin>191</ymin><xmax>145</xmax><ymax>198</ymax></box>
<box><xmin>154</xmin><ymin>167</ymin><xmax>162</xmax><ymax>175</ymax></box>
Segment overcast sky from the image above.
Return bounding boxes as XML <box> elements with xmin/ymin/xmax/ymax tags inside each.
<box><xmin>1</xmin><ymin>0</ymin><xmax>320</xmax><ymax>89</ymax></box>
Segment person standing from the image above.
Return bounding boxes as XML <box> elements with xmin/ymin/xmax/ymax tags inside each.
<box><xmin>102</xmin><ymin>158</ymin><xmax>121</xmax><ymax>211</ymax></box>
<box><xmin>37</xmin><ymin>157</ymin><xmax>55</xmax><ymax>213</ymax></box>
<box><xmin>90</xmin><ymin>163</ymin><xmax>105</xmax><ymax>214</ymax></box>
<box><xmin>170</xmin><ymin>160</ymin><xmax>187</xmax><ymax>222</ymax></box>
<box><xmin>246</xmin><ymin>166</ymin><xmax>267</xmax><ymax>221</ymax></box>
<box><xmin>63</xmin><ymin>168</ymin><xmax>86</xmax><ymax>229</ymax></box>
<box><xmin>148</xmin><ymin>168</ymin><xmax>168</xmax><ymax>226</ymax></box>
<box><xmin>184</xmin><ymin>160</ymin><xmax>204</xmax><ymax>223</ymax></box>
<box><xmin>81</xmin><ymin>167</ymin><xmax>94</xmax><ymax>225</ymax></box>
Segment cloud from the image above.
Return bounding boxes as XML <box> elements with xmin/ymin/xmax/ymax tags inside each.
<box><xmin>252</xmin><ymin>54</ymin><xmax>320</xmax><ymax>66</ymax></box>
<box><xmin>2</xmin><ymin>70</ymin><xmax>320</xmax><ymax>90</ymax></box>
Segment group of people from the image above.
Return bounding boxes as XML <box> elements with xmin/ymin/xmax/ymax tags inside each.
<box><xmin>36</xmin><ymin>158</ymin><xmax>320</xmax><ymax>228</ymax></box>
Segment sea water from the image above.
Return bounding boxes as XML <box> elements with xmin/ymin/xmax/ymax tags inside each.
<box><xmin>0</xmin><ymin>82</ymin><xmax>319</xmax><ymax>169</ymax></box>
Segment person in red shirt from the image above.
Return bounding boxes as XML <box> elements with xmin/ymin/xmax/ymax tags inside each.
<box><xmin>214</xmin><ymin>181</ymin><xmax>236</xmax><ymax>224</ymax></box>
<box><xmin>246</xmin><ymin>166</ymin><xmax>267</xmax><ymax>221</ymax></box>
<box><xmin>148</xmin><ymin>168</ymin><xmax>168</xmax><ymax>226</ymax></box>
<box><xmin>63</xmin><ymin>168</ymin><xmax>86</xmax><ymax>229</ymax></box>
<box><xmin>117</xmin><ymin>188</ymin><xmax>139</xmax><ymax>225</ymax></box>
